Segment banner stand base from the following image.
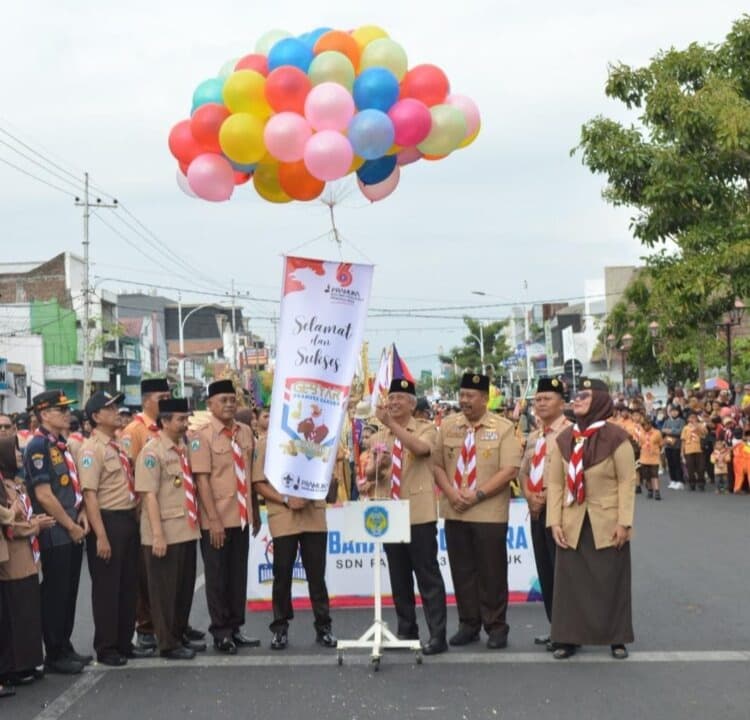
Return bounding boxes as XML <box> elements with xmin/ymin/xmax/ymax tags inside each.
<box><xmin>335</xmin><ymin>541</ymin><xmax>422</xmax><ymax>670</ymax></box>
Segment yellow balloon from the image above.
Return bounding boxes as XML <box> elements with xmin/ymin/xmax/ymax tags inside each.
<box><xmin>351</xmin><ymin>25</ymin><xmax>389</xmax><ymax>50</ymax></box>
<box><xmin>360</xmin><ymin>38</ymin><xmax>408</xmax><ymax>81</ymax></box>
<box><xmin>417</xmin><ymin>105</ymin><xmax>467</xmax><ymax>156</ymax></box>
<box><xmin>386</xmin><ymin>143</ymin><xmax>402</xmax><ymax>156</ymax></box>
<box><xmin>253</xmin><ymin>164</ymin><xmax>292</xmax><ymax>203</ymax></box>
<box><xmin>459</xmin><ymin>122</ymin><xmax>481</xmax><ymax>149</ymax></box>
<box><xmin>222</xmin><ymin>70</ymin><xmax>272</xmax><ymax>118</ymax></box>
<box><xmin>219</xmin><ymin>113</ymin><xmax>266</xmax><ymax>164</ymax></box>
<box><xmin>349</xmin><ymin>155</ymin><xmax>366</xmax><ymax>173</ymax></box>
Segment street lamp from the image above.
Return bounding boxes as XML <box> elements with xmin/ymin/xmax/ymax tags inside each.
<box><xmin>716</xmin><ymin>299</ymin><xmax>746</xmax><ymax>389</ymax></box>
<box><xmin>178</xmin><ymin>300</ymin><xmax>226</xmax><ymax>397</ymax></box>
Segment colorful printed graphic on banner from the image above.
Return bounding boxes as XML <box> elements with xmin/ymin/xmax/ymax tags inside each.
<box><xmin>265</xmin><ymin>256</ymin><xmax>374</xmax><ymax>499</ymax></box>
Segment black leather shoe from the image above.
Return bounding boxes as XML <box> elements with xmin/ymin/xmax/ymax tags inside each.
<box><xmin>316</xmin><ymin>630</ymin><xmax>337</xmax><ymax>648</ymax></box>
<box><xmin>449</xmin><ymin>628</ymin><xmax>480</xmax><ymax>646</ymax></box>
<box><xmin>98</xmin><ymin>654</ymin><xmax>127</xmax><ymax>667</ymax></box>
<box><xmin>44</xmin><ymin>658</ymin><xmax>84</xmax><ymax>675</ymax></box>
<box><xmin>213</xmin><ymin>638</ymin><xmax>238</xmax><ymax>655</ymax></box>
<box><xmin>137</xmin><ymin>633</ymin><xmax>158</xmax><ymax>650</ymax></box>
<box><xmin>0</xmin><ymin>684</ymin><xmax>15</xmax><ymax>698</ymax></box>
<box><xmin>184</xmin><ymin>626</ymin><xmax>205</xmax><ymax>641</ymax></box>
<box><xmin>183</xmin><ymin>639</ymin><xmax>207</xmax><ymax>652</ymax></box>
<box><xmin>534</xmin><ymin>634</ymin><xmax>550</xmax><ymax>646</ymax></box>
<box><xmin>161</xmin><ymin>646</ymin><xmax>196</xmax><ymax>660</ymax></box>
<box><xmin>486</xmin><ymin>632</ymin><xmax>508</xmax><ymax>650</ymax></box>
<box><xmin>271</xmin><ymin>631</ymin><xmax>288</xmax><ymax>650</ymax></box>
<box><xmin>232</xmin><ymin>632</ymin><xmax>261</xmax><ymax>648</ymax></box>
<box><xmin>553</xmin><ymin>644</ymin><xmax>577</xmax><ymax>660</ymax></box>
<box><xmin>64</xmin><ymin>649</ymin><xmax>93</xmax><ymax>666</ymax></box>
<box><xmin>124</xmin><ymin>645</ymin><xmax>156</xmax><ymax>659</ymax></box>
<box><xmin>422</xmin><ymin>638</ymin><xmax>448</xmax><ymax>656</ymax></box>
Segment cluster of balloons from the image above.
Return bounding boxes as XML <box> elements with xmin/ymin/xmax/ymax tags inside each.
<box><xmin>169</xmin><ymin>25</ymin><xmax>480</xmax><ymax>204</ymax></box>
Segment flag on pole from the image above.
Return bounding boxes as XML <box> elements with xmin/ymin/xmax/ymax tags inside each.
<box><xmin>370</xmin><ymin>346</ymin><xmax>392</xmax><ymax>414</ymax></box>
<box><xmin>391</xmin><ymin>344</ymin><xmax>415</xmax><ymax>383</ymax></box>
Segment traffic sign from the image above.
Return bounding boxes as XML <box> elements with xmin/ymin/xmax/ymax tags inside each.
<box><xmin>564</xmin><ymin>359</ymin><xmax>583</xmax><ymax>377</ymax></box>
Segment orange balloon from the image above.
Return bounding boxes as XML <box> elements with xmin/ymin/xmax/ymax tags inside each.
<box><xmin>278</xmin><ymin>160</ymin><xmax>325</xmax><ymax>201</ymax></box>
<box><xmin>314</xmin><ymin>30</ymin><xmax>361</xmax><ymax>71</ymax></box>
<box><xmin>422</xmin><ymin>153</ymin><xmax>448</xmax><ymax>161</ymax></box>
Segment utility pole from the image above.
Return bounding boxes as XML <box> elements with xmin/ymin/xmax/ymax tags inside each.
<box><xmin>75</xmin><ymin>173</ymin><xmax>117</xmax><ymax>403</ymax></box>
<box><xmin>230</xmin><ymin>279</ymin><xmax>237</xmax><ymax>370</ymax></box>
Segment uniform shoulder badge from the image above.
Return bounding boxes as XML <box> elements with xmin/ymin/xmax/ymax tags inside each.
<box><xmin>121</xmin><ymin>436</ymin><xmax>131</xmax><ymax>450</ymax></box>
<box><xmin>31</xmin><ymin>452</ymin><xmax>45</xmax><ymax>470</ymax></box>
<box><xmin>81</xmin><ymin>454</ymin><xmax>94</xmax><ymax>469</ymax></box>
<box><xmin>190</xmin><ymin>438</ymin><xmax>200</xmax><ymax>451</ymax></box>
<box><xmin>144</xmin><ymin>454</ymin><xmax>157</xmax><ymax>469</ymax></box>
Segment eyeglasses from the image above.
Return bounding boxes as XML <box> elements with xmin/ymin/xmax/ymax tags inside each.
<box><xmin>0</xmin><ymin>424</ymin><xmax>11</xmax><ymax>430</ymax></box>
<box><xmin>49</xmin><ymin>407</ymin><xmax>72</xmax><ymax>414</ymax></box>
<box><xmin>573</xmin><ymin>391</ymin><xmax>592</xmax><ymax>401</ymax></box>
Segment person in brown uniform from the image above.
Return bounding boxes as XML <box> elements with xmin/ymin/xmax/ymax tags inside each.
<box><xmin>122</xmin><ymin>378</ymin><xmax>200</xmax><ymax>650</ymax></box>
<box><xmin>433</xmin><ymin>373</ymin><xmax>522</xmax><ymax>650</ymax></box>
<box><xmin>546</xmin><ymin>378</ymin><xmax>636</xmax><ymax>660</ymax></box>
<box><xmin>0</xmin><ymin>437</ymin><xmax>53</xmax><ymax>688</ymax></box>
<box><xmin>135</xmin><ymin>398</ymin><xmax>201</xmax><ymax>660</ymax></box>
<box><xmin>252</xmin><ymin>434</ymin><xmax>336</xmax><ymax>651</ymax></box>
<box><xmin>518</xmin><ymin>377</ymin><xmax>570</xmax><ymax>650</ymax></box>
<box><xmin>79</xmin><ymin>391</ymin><xmax>147</xmax><ymax>666</ymax></box>
<box><xmin>364</xmin><ymin>377</ymin><xmax>447</xmax><ymax>655</ymax></box>
<box><xmin>191</xmin><ymin>379</ymin><xmax>259</xmax><ymax>654</ymax></box>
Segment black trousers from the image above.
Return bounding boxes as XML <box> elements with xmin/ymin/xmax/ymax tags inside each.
<box><xmin>685</xmin><ymin>453</ymin><xmax>705</xmax><ymax>488</ymax></box>
<box><xmin>40</xmin><ymin>541</ymin><xmax>83</xmax><ymax>662</ymax></box>
<box><xmin>145</xmin><ymin>541</ymin><xmax>197</xmax><ymax>653</ymax></box>
<box><xmin>271</xmin><ymin>532</ymin><xmax>331</xmax><ymax>634</ymax></box>
<box><xmin>86</xmin><ymin>510</ymin><xmax>139</xmax><ymax>659</ymax></box>
<box><xmin>384</xmin><ymin>521</ymin><xmax>447</xmax><ymax>641</ymax></box>
<box><xmin>445</xmin><ymin>520</ymin><xmax>509</xmax><ymax>637</ymax></box>
<box><xmin>530</xmin><ymin>507</ymin><xmax>556</xmax><ymax>623</ymax></box>
<box><xmin>200</xmin><ymin>526</ymin><xmax>249</xmax><ymax>641</ymax></box>
<box><xmin>0</xmin><ymin>575</ymin><xmax>43</xmax><ymax>676</ymax></box>
<box><xmin>664</xmin><ymin>447</ymin><xmax>684</xmax><ymax>483</ymax></box>
<box><xmin>135</xmin><ymin>545</ymin><xmax>154</xmax><ymax>635</ymax></box>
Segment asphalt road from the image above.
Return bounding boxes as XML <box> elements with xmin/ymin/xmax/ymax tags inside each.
<box><xmin>8</xmin><ymin>485</ymin><xmax>750</xmax><ymax>720</ymax></box>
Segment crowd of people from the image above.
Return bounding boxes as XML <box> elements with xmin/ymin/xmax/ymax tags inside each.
<box><xmin>5</xmin><ymin>369</ymin><xmax>738</xmax><ymax>696</ymax></box>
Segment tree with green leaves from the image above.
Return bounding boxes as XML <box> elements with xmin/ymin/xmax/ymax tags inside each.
<box><xmin>576</xmin><ymin>15</ymin><xmax>750</xmax><ymax>384</ymax></box>
<box><xmin>438</xmin><ymin>316</ymin><xmax>511</xmax><ymax>379</ymax></box>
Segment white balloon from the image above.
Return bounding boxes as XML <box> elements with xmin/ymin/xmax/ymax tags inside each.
<box><xmin>218</xmin><ymin>57</ymin><xmax>239</xmax><ymax>78</ymax></box>
<box><xmin>176</xmin><ymin>168</ymin><xmax>197</xmax><ymax>198</ymax></box>
<box><xmin>255</xmin><ymin>29</ymin><xmax>292</xmax><ymax>56</ymax></box>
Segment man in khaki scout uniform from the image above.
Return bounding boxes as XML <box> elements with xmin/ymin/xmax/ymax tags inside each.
<box><xmin>434</xmin><ymin>373</ymin><xmax>522</xmax><ymax>649</ymax></box>
<box><xmin>121</xmin><ymin>377</ymin><xmax>180</xmax><ymax>651</ymax></box>
<box><xmin>518</xmin><ymin>377</ymin><xmax>570</xmax><ymax>650</ymax></box>
<box><xmin>135</xmin><ymin>398</ymin><xmax>202</xmax><ymax>660</ymax></box>
<box><xmin>79</xmin><ymin>391</ymin><xmax>148</xmax><ymax>666</ymax></box>
<box><xmin>191</xmin><ymin>379</ymin><xmax>259</xmax><ymax>654</ymax></box>
<box><xmin>365</xmin><ymin>377</ymin><xmax>447</xmax><ymax>655</ymax></box>
<box><xmin>252</xmin><ymin>436</ymin><xmax>336</xmax><ymax>651</ymax></box>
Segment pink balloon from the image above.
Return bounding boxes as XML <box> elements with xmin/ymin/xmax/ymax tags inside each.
<box><xmin>264</xmin><ymin>112</ymin><xmax>312</xmax><ymax>163</ymax></box>
<box><xmin>388</xmin><ymin>99</ymin><xmax>432</xmax><ymax>147</ymax></box>
<box><xmin>397</xmin><ymin>146</ymin><xmax>422</xmax><ymax>166</ymax></box>
<box><xmin>304</xmin><ymin>82</ymin><xmax>355</xmax><ymax>131</ymax></box>
<box><xmin>186</xmin><ymin>154</ymin><xmax>235</xmax><ymax>201</ymax></box>
<box><xmin>358</xmin><ymin>166</ymin><xmax>400</xmax><ymax>202</ymax></box>
<box><xmin>303</xmin><ymin>131</ymin><xmax>354</xmax><ymax>181</ymax></box>
<box><xmin>445</xmin><ymin>94</ymin><xmax>481</xmax><ymax>137</ymax></box>
<box><xmin>175</xmin><ymin>168</ymin><xmax>197</xmax><ymax>197</ymax></box>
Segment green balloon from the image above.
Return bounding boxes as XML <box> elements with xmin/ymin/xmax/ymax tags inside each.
<box><xmin>417</xmin><ymin>105</ymin><xmax>467</xmax><ymax>156</ymax></box>
<box><xmin>308</xmin><ymin>51</ymin><xmax>356</xmax><ymax>91</ymax></box>
<box><xmin>360</xmin><ymin>38</ymin><xmax>408</xmax><ymax>81</ymax></box>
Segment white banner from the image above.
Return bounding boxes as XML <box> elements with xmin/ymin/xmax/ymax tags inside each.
<box><xmin>247</xmin><ymin>499</ymin><xmax>542</xmax><ymax>610</ymax></box>
<box><xmin>265</xmin><ymin>257</ymin><xmax>374</xmax><ymax>499</ymax></box>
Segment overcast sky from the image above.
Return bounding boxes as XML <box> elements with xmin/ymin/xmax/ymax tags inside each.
<box><xmin>1</xmin><ymin>1</ymin><xmax>746</xmax><ymax>375</ymax></box>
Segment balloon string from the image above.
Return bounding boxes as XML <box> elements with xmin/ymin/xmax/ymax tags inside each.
<box><xmin>328</xmin><ymin>201</ymin><xmax>341</xmax><ymax>246</ymax></box>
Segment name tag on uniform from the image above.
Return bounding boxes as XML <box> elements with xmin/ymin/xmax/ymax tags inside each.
<box><xmin>481</xmin><ymin>431</ymin><xmax>498</xmax><ymax>441</ymax></box>
<box><xmin>481</xmin><ymin>449</ymin><xmax>493</xmax><ymax>459</ymax></box>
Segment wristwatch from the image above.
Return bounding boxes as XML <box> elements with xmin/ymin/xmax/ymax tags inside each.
<box><xmin>476</xmin><ymin>489</ymin><xmax>486</xmax><ymax>502</ymax></box>
<box><xmin>282</xmin><ymin>495</ymin><xmax>289</xmax><ymax>506</ymax></box>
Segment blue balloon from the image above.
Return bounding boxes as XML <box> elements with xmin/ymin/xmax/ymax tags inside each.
<box><xmin>348</xmin><ymin>110</ymin><xmax>395</xmax><ymax>160</ymax></box>
<box><xmin>353</xmin><ymin>67</ymin><xmax>400</xmax><ymax>112</ymax></box>
<box><xmin>228</xmin><ymin>160</ymin><xmax>257</xmax><ymax>173</ymax></box>
<box><xmin>268</xmin><ymin>38</ymin><xmax>314</xmax><ymax>72</ymax></box>
<box><xmin>299</xmin><ymin>27</ymin><xmax>332</xmax><ymax>50</ymax></box>
<box><xmin>357</xmin><ymin>155</ymin><xmax>397</xmax><ymax>185</ymax></box>
<box><xmin>191</xmin><ymin>77</ymin><xmax>225</xmax><ymax>113</ymax></box>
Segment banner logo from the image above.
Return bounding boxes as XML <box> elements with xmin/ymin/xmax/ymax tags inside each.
<box><xmin>364</xmin><ymin>506</ymin><xmax>389</xmax><ymax>538</ymax></box>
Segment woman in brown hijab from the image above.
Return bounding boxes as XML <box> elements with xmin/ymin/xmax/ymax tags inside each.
<box><xmin>0</xmin><ymin>436</ymin><xmax>53</xmax><ymax>688</ymax></box>
<box><xmin>545</xmin><ymin>378</ymin><xmax>636</xmax><ymax>660</ymax></box>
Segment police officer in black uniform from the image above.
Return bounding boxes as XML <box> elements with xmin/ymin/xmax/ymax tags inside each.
<box><xmin>24</xmin><ymin>391</ymin><xmax>92</xmax><ymax>675</ymax></box>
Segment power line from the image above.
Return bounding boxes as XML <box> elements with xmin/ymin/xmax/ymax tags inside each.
<box><xmin>0</xmin><ymin>156</ymin><xmax>78</xmax><ymax>198</ymax></box>
<box><xmin>0</xmin><ymin>139</ymin><xmax>86</xmax><ymax>195</ymax></box>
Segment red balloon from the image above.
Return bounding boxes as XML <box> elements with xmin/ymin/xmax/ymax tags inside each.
<box><xmin>168</xmin><ymin>120</ymin><xmax>205</xmax><ymax>165</ymax></box>
<box><xmin>265</xmin><ymin>66</ymin><xmax>312</xmax><ymax>114</ymax></box>
<box><xmin>234</xmin><ymin>171</ymin><xmax>252</xmax><ymax>185</ymax></box>
<box><xmin>400</xmin><ymin>64</ymin><xmax>450</xmax><ymax>107</ymax></box>
<box><xmin>278</xmin><ymin>160</ymin><xmax>325</xmax><ymax>201</ymax></box>
<box><xmin>235</xmin><ymin>53</ymin><xmax>269</xmax><ymax>76</ymax></box>
<box><xmin>190</xmin><ymin>103</ymin><xmax>230</xmax><ymax>153</ymax></box>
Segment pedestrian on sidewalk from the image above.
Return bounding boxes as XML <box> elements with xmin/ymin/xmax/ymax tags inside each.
<box><xmin>661</xmin><ymin>406</ymin><xmax>685</xmax><ymax>489</ymax></box>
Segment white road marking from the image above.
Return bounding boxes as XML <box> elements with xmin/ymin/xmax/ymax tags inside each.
<box><xmin>193</xmin><ymin>573</ymin><xmax>205</xmax><ymax>593</ymax></box>
<box><xmin>31</xmin><ymin>670</ymin><xmax>105</xmax><ymax>720</ymax></box>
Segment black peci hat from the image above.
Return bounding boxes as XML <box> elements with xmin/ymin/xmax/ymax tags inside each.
<box><xmin>158</xmin><ymin>398</ymin><xmax>189</xmax><ymax>414</ymax></box>
<box><xmin>536</xmin><ymin>377</ymin><xmax>564</xmax><ymax>396</ymax></box>
<box><xmin>388</xmin><ymin>378</ymin><xmax>416</xmax><ymax>396</ymax></box>
<box><xmin>578</xmin><ymin>378</ymin><xmax>609</xmax><ymax>393</ymax></box>
<box><xmin>208</xmin><ymin>379</ymin><xmax>236</xmax><ymax>398</ymax></box>
<box><xmin>460</xmin><ymin>373</ymin><xmax>490</xmax><ymax>392</ymax></box>
<box><xmin>141</xmin><ymin>378</ymin><xmax>170</xmax><ymax>394</ymax></box>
